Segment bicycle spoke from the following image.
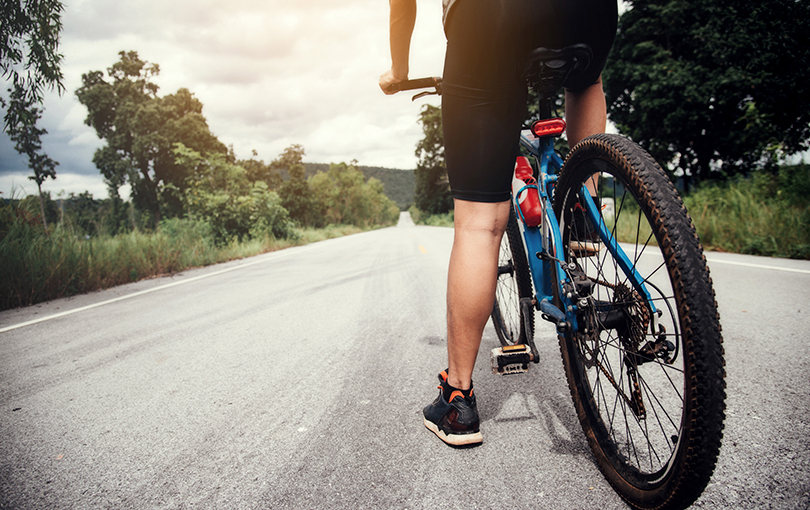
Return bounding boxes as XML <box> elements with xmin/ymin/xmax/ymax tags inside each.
<box><xmin>554</xmin><ymin>134</ymin><xmax>724</xmax><ymax>507</ymax></box>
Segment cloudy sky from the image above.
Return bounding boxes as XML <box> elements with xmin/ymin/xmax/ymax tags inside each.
<box><xmin>1</xmin><ymin>0</ymin><xmax>448</xmax><ymax>199</ymax></box>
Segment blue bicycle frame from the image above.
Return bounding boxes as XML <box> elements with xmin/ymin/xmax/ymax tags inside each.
<box><xmin>515</xmin><ymin>129</ymin><xmax>658</xmax><ymax>335</ymax></box>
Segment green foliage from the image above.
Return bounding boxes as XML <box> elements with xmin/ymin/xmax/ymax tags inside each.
<box><xmin>308</xmin><ymin>162</ymin><xmax>400</xmax><ymax>228</ymax></box>
<box><xmin>356</xmin><ymin>166</ymin><xmax>414</xmax><ymax>210</ymax></box>
<box><xmin>684</xmin><ymin>165</ymin><xmax>810</xmax><ymax>259</ymax></box>
<box><xmin>305</xmin><ymin>163</ymin><xmax>415</xmax><ymax>210</ymax></box>
<box><xmin>239</xmin><ymin>150</ymin><xmax>283</xmax><ymax>190</ymax></box>
<box><xmin>759</xmin><ymin>163</ymin><xmax>810</xmax><ymax>208</ymax></box>
<box><xmin>0</xmin><ymin>193</ymin><xmax>43</xmax><ymax>241</ymax></box>
<box><xmin>59</xmin><ymin>191</ymin><xmax>103</xmax><ymax>236</ymax></box>
<box><xmin>0</xmin><ymin>217</ymin><xmax>82</xmax><ymax>309</ymax></box>
<box><xmin>275</xmin><ymin>145</ymin><xmax>324</xmax><ymax>227</ymax></box>
<box><xmin>54</xmin><ymin>190</ymin><xmax>144</xmax><ymax>236</ymax></box>
<box><xmin>0</xmin><ymin>198</ymin><xmax>371</xmax><ymax>311</ymax></box>
<box><xmin>1</xmin><ymin>0</ymin><xmax>64</xmax><ymax>129</ymax></box>
<box><xmin>406</xmin><ymin>205</ymin><xmax>423</xmax><ymax>224</ymax></box>
<box><xmin>0</xmin><ymin>217</ymin><xmax>219</xmax><ymax>311</ymax></box>
<box><xmin>605</xmin><ymin>0</ymin><xmax>810</xmax><ymax>186</ymax></box>
<box><xmin>19</xmin><ymin>191</ymin><xmax>59</xmax><ymax>228</ymax></box>
<box><xmin>158</xmin><ymin>216</ymin><xmax>213</xmax><ymax>245</ymax></box>
<box><xmin>414</xmin><ymin>104</ymin><xmax>453</xmax><ymax>214</ymax></box>
<box><xmin>175</xmin><ymin>144</ymin><xmax>296</xmax><ymax>245</ymax></box>
<box><xmin>407</xmin><ymin>206</ymin><xmax>454</xmax><ymax>227</ymax></box>
<box><xmin>4</xmin><ymin>87</ymin><xmax>59</xmax><ymax>228</ymax></box>
<box><xmin>75</xmin><ymin>51</ymin><xmax>227</xmax><ymax>225</ymax></box>
<box><xmin>2</xmin><ymin>0</ymin><xmax>65</xmax><ymax>229</ymax></box>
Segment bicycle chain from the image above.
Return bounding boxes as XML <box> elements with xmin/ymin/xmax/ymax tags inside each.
<box><xmin>575</xmin><ymin>278</ymin><xmax>650</xmax><ymax>419</ymax></box>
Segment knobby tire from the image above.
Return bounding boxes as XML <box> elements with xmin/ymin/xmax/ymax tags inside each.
<box><xmin>553</xmin><ymin>134</ymin><xmax>726</xmax><ymax>510</ymax></box>
<box><xmin>492</xmin><ymin>207</ymin><xmax>535</xmax><ymax>346</ymax></box>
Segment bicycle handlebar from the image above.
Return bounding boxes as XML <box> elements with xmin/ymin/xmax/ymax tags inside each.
<box><xmin>385</xmin><ymin>77</ymin><xmax>442</xmax><ymax>100</ymax></box>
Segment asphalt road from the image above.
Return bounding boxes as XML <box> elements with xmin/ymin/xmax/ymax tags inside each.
<box><xmin>1</xmin><ymin>213</ymin><xmax>809</xmax><ymax>509</ymax></box>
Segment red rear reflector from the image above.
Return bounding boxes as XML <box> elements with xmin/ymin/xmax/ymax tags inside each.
<box><xmin>531</xmin><ymin>118</ymin><xmax>566</xmax><ymax>137</ymax></box>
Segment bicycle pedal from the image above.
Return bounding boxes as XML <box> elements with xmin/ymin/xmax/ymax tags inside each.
<box><xmin>491</xmin><ymin>344</ymin><xmax>532</xmax><ymax>375</ymax></box>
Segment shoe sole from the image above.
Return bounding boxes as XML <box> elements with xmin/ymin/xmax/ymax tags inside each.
<box><xmin>423</xmin><ymin>418</ymin><xmax>483</xmax><ymax>446</ymax></box>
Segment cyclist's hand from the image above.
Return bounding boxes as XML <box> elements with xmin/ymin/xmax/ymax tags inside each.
<box><xmin>379</xmin><ymin>69</ymin><xmax>406</xmax><ymax>95</ymax></box>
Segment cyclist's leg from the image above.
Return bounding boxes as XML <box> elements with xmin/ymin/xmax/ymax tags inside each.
<box><xmin>565</xmin><ymin>77</ymin><xmax>607</xmax><ymax>195</ymax></box>
<box><xmin>445</xmin><ymin>199</ymin><xmax>511</xmax><ymax>391</ymax></box>
<box><xmin>565</xmin><ymin>76</ymin><xmax>607</xmax><ymax>148</ymax></box>
<box><xmin>441</xmin><ymin>0</ymin><xmax>531</xmax><ymax>391</ymax></box>
<box><xmin>559</xmin><ymin>0</ymin><xmax>616</xmax><ymax>194</ymax></box>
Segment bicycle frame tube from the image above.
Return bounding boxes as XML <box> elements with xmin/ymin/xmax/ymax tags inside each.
<box><xmin>516</xmin><ymin>130</ymin><xmax>658</xmax><ymax>331</ymax></box>
<box><xmin>579</xmin><ymin>191</ymin><xmax>658</xmax><ymax>315</ymax></box>
<box><xmin>517</xmin><ymin>132</ymin><xmax>574</xmax><ymax>330</ymax></box>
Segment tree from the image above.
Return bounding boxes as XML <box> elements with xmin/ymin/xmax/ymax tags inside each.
<box><xmin>75</xmin><ymin>51</ymin><xmax>227</xmax><ymax>226</ymax></box>
<box><xmin>239</xmin><ymin>149</ymin><xmax>283</xmax><ymax>190</ymax></box>
<box><xmin>414</xmin><ymin>104</ymin><xmax>452</xmax><ymax>214</ymax></box>
<box><xmin>309</xmin><ymin>162</ymin><xmax>399</xmax><ymax>227</ymax></box>
<box><xmin>604</xmin><ymin>0</ymin><xmax>810</xmax><ymax>187</ymax></box>
<box><xmin>2</xmin><ymin>0</ymin><xmax>65</xmax><ymax>228</ymax></box>
<box><xmin>275</xmin><ymin>144</ymin><xmax>323</xmax><ymax>226</ymax></box>
<box><xmin>6</xmin><ymin>87</ymin><xmax>58</xmax><ymax>229</ymax></box>
<box><xmin>61</xmin><ymin>191</ymin><xmax>102</xmax><ymax>236</ymax></box>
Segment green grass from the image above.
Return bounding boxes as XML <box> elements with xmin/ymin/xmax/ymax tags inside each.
<box><xmin>408</xmin><ymin>206</ymin><xmax>454</xmax><ymax>227</ymax></box>
<box><xmin>0</xmin><ymin>219</ymin><xmax>367</xmax><ymax>311</ymax></box>
<box><xmin>684</xmin><ymin>177</ymin><xmax>810</xmax><ymax>259</ymax></box>
<box><xmin>607</xmin><ymin>168</ymin><xmax>810</xmax><ymax>259</ymax></box>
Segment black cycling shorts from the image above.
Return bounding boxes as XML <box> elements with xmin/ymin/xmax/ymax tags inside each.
<box><xmin>442</xmin><ymin>0</ymin><xmax>618</xmax><ymax>203</ymax></box>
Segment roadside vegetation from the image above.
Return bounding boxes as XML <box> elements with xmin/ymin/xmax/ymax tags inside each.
<box><xmin>684</xmin><ymin>164</ymin><xmax>810</xmax><ymax>259</ymax></box>
<box><xmin>0</xmin><ymin>141</ymin><xmax>400</xmax><ymax>311</ymax></box>
<box><xmin>408</xmin><ymin>164</ymin><xmax>810</xmax><ymax>260</ymax></box>
<box><xmin>407</xmin><ymin>206</ymin><xmax>454</xmax><ymax>227</ymax></box>
<box><xmin>0</xmin><ymin>194</ymin><xmax>378</xmax><ymax>311</ymax></box>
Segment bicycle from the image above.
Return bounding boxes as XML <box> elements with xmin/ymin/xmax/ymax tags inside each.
<box><xmin>387</xmin><ymin>44</ymin><xmax>725</xmax><ymax>510</ymax></box>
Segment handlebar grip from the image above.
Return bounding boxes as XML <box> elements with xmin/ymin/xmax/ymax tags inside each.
<box><xmin>386</xmin><ymin>77</ymin><xmax>442</xmax><ymax>94</ymax></box>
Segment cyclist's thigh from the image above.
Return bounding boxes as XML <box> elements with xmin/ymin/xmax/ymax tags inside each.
<box><xmin>552</xmin><ymin>0</ymin><xmax>619</xmax><ymax>91</ymax></box>
<box><xmin>442</xmin><ymin>0</ymin><xmax>557</xmax><ymax>203</ymax></box>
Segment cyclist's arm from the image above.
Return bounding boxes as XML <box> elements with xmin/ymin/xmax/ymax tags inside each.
<box><xmin>380</xmin><ymin>0</ymin><xmax>416</xmax><ymax>94</ymax></box>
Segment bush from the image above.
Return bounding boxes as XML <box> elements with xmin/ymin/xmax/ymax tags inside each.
<box><xmin>408</xmin><ymin>205</ymin><xmax>454</xmax><ymax>227</ymax></box>
<box><xmin>176</xmin><ymin>144</ymin><xmax>297</xmax><ymax>244</ymax></box>
<box><xmin>684</xmin><ymin>166</ymin><xmax>810</xmax><ymax>259</ymax></box>
<box><xmin>308</xmin><ymin>162</ymin><xmax>400</xmax><ymax>228</ymax></box>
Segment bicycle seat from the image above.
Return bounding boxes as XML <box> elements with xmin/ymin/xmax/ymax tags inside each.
<box><xmin>523</xmin><ymin>44</ymin><xmax>593</xmax><ymax>98</ymax></box>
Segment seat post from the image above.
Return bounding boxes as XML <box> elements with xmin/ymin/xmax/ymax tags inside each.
<box><xmin>538</xmin><ymin>96</ymin><xmax>553</xmax><ymax>120</ymax></box>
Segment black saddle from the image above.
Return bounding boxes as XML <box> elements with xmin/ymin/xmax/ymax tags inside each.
<box><xmin>523</xmin><ymin>44</ymin><xmax>593</xmax><ymax>98</ymax></box>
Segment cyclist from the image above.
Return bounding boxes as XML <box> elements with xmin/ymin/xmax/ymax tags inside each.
<box><xmin>380</xmin><ymin>0</ymin><xmax>617</xmax><ymax>446</ymax></box>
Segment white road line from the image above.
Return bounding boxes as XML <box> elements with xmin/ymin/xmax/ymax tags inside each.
<box><xmin>706</xmin><ymin>257</ymin><xmax>810</xmax><ymax>275</ymax></box>
<box><xmin>2</xmin><ymin>240</ymin><xmax>806</xmax><ymax>334</ymax></box>
<box><xmin>0</xmin><ymin>243</ymin><xmax>319</xmax><ymax>335</ymax></box>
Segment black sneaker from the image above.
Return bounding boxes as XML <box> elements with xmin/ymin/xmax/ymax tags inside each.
<box><xmin>570</xmin><ymin>196</ymin><xmax>603</xmax><ymax>256</ymax></box>
<box><xmin>423</xmin><ymin>370</ymin><xmax>483</xmax><ymax>446</ymax></box>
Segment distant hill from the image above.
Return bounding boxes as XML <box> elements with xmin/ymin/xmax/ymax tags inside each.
<box><xmin>303</xmin><ymin>163</ymin><xmax>415</xmax><ymax>210</ymax></box>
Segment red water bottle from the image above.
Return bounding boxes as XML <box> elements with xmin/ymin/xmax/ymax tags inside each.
<box><xmin>511</xmin><ymin>156</ymin><xmax>543</xmax><ymax>227</ymax></box>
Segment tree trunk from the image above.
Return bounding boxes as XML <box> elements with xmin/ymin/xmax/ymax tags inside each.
<box><xmin>36</xmin><ymin>183</ymin><xmax>49</xmax><ymax>231</ymax></box>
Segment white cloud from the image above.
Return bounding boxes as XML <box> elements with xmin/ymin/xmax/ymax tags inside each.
<box><xmin>1</xmin><ymin>0</ymin><xmax>447</xmax><ymax>198</ymax></box>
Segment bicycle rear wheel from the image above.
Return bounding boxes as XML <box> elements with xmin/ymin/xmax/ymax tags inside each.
<box><xmin>553</xmin><ymin>134</ymin><xmax>725</xmax><ymax>510</ymax></box>
<box><xmin>492</xmin><ymin>207</ymin><xmax>534</xmax><ymax>346</ymax></box>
